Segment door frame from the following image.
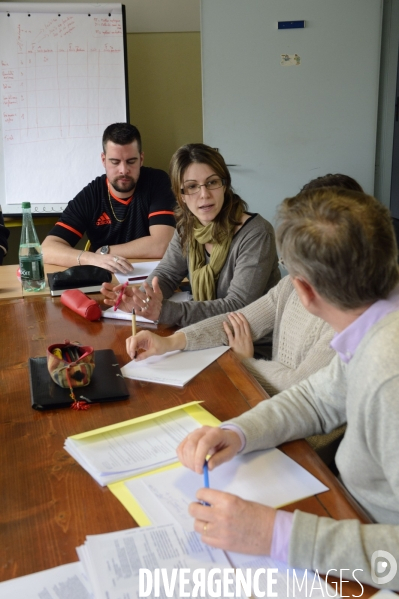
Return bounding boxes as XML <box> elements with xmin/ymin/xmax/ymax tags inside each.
<box><xmin>375</xmin><ymin>0</ymin><xmax>399</xmax><ymax>208</ymax></box>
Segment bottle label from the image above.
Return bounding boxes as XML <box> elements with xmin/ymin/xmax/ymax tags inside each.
<box><xmin>20</xmin><ymin>258</ymin><xmax>44</xmax><ymax>281</ymax></box>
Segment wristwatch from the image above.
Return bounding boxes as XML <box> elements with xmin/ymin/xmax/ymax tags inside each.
<box><xmin>100</xmin><ymin>245</ymin><xmax>110</xmax><ymax>255</ymax></box>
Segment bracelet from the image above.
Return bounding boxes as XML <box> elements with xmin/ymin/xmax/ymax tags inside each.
<box><xmin>77</xmin><ymin>250</ymin><xmax>85</xmax><ymax>266</ymax></box>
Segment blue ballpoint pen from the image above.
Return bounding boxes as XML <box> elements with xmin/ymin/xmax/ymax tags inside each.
<box><xmin>203</xmin><ymin>460</ymin><xmax>210</xmax><ymax>506</ymax></box>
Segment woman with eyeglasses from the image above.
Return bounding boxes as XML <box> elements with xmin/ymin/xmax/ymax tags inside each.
<box><xmin>102</xmin><ymin>143</ymin><xmax>280</xmax><ymax>334</ymax></box>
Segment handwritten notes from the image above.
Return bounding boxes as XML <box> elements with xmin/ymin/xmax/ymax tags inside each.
<box><xmin>0</xmin><ymin>6</ymin><xmax>127</xmax><ymax>210</ymax></box>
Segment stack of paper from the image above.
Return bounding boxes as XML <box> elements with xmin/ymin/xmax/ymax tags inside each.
<box><xmin>0</xmin><ymin>562</ymin><xmax>94</xmax><ymax>599</ymax></box>
<box><xmin>0</xmin><ymin>525</ymin><xmax>337</xmax><ymax>599</ymax></box>
<box><xmin>76</xmin><ymin>523</ymin><xmax>335</xmax><ymax>598</ymax></box>
<box><xmin>64</xmin><ymin>408</ymin><xmax>202</xmax><ymax>486</ymax></box>
<box><xmin>77</xmin><ymin>523</ymin><xmax>233</xmax><ymax>599</ymax></box>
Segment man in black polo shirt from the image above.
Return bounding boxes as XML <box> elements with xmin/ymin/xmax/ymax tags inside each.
<box><xmin>42</xmin><ymin>123</ymin><xmax>176</xmax><ymax>273</ymax></box>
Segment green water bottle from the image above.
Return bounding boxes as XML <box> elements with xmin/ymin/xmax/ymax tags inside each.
<box><xmin>19</xmin><ymin>202</ymin><xmax>45</xmax><ymax>292</ymax></box>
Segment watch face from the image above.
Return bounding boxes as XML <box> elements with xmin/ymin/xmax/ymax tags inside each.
<box><xmin>100</xmin><ymin>245</ymin><xmax>109</xmax><ymax>255</ymax></box>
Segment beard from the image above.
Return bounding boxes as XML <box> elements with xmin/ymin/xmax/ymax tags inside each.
<box><xmin>110</xmin><ymin>176</ymin><xmax>137</xmax><ymax>194</ymax></box>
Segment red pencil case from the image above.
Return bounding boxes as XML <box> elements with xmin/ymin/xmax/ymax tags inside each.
<box><xmin>60</xmin><ymin>289</ymin><xmax>102</xmax><ymax>321</ymax></box>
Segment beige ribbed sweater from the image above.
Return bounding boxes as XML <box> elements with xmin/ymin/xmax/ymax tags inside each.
<box><xmin>182</xmin><ymin>276</ymin><xmax>341</xmax><ymax>459</ymax></box>
<box><xmin>182</xmin><ymin>276</ymin><xmax>335</xmax><ymax>396</ymax></box>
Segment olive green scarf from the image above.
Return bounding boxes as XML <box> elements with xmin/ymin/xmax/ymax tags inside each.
<box><xmin>189</xmin><ymin>220</ymin><xmax>234</xmax><ymax>301</ymax></box>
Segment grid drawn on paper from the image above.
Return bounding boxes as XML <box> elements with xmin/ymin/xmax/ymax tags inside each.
<box><xmin>0</xmin><ymin>11</ymin><xmax>127</xmax><ymax>208</ymax></box>
<box><xmin>1</xmin><ymin>13</ymin><xmax>125</xmax><ymax>144</ymax></box>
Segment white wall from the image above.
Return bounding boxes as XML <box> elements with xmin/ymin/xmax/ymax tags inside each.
<box><xmin>201</xmin><ymin>0</ymin><xmax>383</xmax><ymax>226</ymax></box>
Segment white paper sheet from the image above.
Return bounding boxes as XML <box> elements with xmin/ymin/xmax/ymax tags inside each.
<box><xmin>0</xmin><ymin>562</ymin><xmax>94</xmax><ymax>599</ymax></box>
<box><xmin>102</xmin><ymin>306</ymin><xmax>157</xmax><ymax>324</ymax></box>
<box><xmin>77</xmin><ymin>523</ymin><xmax>236</xmax><ymax>599</ymax></box>
<box><xmin>126</xmin><ymin>449</ymin><xmax>328</xmax><ymax>531</ymax></box>
<box><xmin>64</xmin><ymin>411</ymin><xmax>201</xmax><ymax>486</ymax></box>
<box><xmin>102</xmin><ymin>292</ymin><xmax>191</xmax><ymax>324</ymax></box>
<box><xmin>114</xmin><ymin>261</ymin><xmax>160</xmax><ymax>285</ymax></box>
<box><xmin>121</xmin><ymin>346</ymin><xmax>230</xmax><ymax>387</ymax></box>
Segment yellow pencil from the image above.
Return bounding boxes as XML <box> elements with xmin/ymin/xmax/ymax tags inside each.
<box><xmin>132</xmin><ymin>309</ymin><xmax>136</xmax><ymax>336</ymax></box>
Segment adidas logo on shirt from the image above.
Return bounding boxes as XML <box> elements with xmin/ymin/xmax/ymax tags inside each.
<box><xmin>96</xmin><ymin>212</ymin><xmax>111</xmax><ymax>226</ymax></box>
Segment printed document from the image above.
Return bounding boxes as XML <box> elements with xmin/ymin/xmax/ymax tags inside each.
<box><xmin>0</xmin><ymin>562</ymin><xmax>93</xmax><ymax>599</ymax></box>
<box><xmin>76</xmin><ymin>523</ymin><xmax>234</xmax><ymax>599</ymax></box>
<box><xmin>125</xmin><ymin>449</ymin><xmax>328</xmax><ymax>530</ymax></box>
<box><xmin>64</xmin><ymin>411</ymin><xmax>201</xmax><ymax>486</ymax></box>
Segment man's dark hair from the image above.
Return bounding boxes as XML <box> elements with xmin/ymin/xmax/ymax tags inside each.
<box><xmin>300</xmin><ymin>173</ymin><xmax>363</xmax><ymax>193</ymax></box>
<box><xmin>102</xmin><ymin>123</ymin><xmax>142</xmax><ymax>153</ymax></box>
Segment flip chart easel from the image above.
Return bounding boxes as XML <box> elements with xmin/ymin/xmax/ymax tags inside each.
<box><xmin>0</xmin><ymin>3</ymin><xmax>129</xmax><ymax>215</ymax></box>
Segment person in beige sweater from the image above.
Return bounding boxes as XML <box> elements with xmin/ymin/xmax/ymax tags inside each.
<box><xmin>180</xmin><ymin>275</ymin><xmax>333</xmax><ymax>398</ymax></box>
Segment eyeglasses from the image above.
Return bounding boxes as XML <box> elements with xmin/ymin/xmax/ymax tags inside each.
<box><xmin>181</xmin><ymin>177</ymin><xmax>226</xmax><ymax>196</ymax></box>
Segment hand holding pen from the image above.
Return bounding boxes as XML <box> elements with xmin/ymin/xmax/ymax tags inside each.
<box><xmin>113</xmin><ymin>281</ymin><xmax>129</xmax><ymax>311</ymax></box>
<box><xmin>176</xmin><ymin>426</ymin><xmax>242</xmax><ymax>474</ymax></box>
<box><xmin>101</xmin><ymin>281</ymin><xmax>134</xmax><ymax>312</ymax></box>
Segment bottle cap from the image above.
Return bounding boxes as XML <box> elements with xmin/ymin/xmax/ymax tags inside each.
<box><xmin>22</xmin><ymin>202</ymin><xmax>31</xmax><ymax>209</ymax></box>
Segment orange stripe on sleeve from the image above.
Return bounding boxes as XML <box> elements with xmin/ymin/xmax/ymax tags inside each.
<box><xmin>148</xmin><ymin>211</ymin><xmax>175</xmax><ymax>218</ymax></box>
<box><xmin>56</xmin><ymin>222</ymin><xmax>83</xmax><ymax>238</ymax></box>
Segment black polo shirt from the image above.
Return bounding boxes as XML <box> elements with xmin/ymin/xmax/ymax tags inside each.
<box><xmin>49</xmin><ymin>168</ymin><xmax>176</xmax><ymax>251</ymax></box>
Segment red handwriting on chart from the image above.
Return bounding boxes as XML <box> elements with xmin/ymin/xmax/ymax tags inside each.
<box><xmin>32</xmin><ymin>16</ymin><xmax>76</xmax><ymax>43</ymax></box>
<box><xmin>93</xmin><ymin>17</ymin><xmax>122</xmax><ymax>37</ymax></box>
<box><xmin>3</xmin><ymin>94</ymin><xmax>18</xmax><ymax>107</ymax></box>
<box><xmin>3</xmin><ymin>112</ymin><xmax>17</xmax><ymax>123</ymax></box>
<box><xmin>17</xmin><ymin>24</ymin><xmax>32</xmax><ymax>41</ymax></box>
<box><xmin>103</xmin><ymin>44</ymin><xmax>121</xmax><ymax>54</ymax></box>
<box><xmin>67</xmin><ymin>43</ymin><xmax>85</xmax><ymax>52</ymax></box>
<box><xmin>2</xmin><ymin>69</ymin><xmax>14</xmax><ymax>80</ymax></box>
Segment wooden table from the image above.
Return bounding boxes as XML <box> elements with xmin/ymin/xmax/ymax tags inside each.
<box><xmin>0</xmin><ymin>258</ymin><xmax>157</xmax><ymax>300</ymax></box>
<box><xmin>0</xmin><ymin>263</ymin><xmax>121</xmax><ymax>300</ymax></box>
<box><xmin>0</xmin><ymin>293</ymin><xmax>375</xmax><ymax>596</ymax></box>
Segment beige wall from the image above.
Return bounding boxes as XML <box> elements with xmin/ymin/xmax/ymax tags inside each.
<box><xmin>127</xmin><ymin>32</ymin><xmax>203</xmax><ymax>172</ymax></box>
